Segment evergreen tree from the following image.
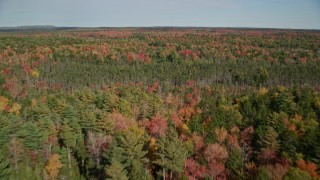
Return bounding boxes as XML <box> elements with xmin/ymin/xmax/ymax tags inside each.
<box><xmin>129</xmin><ymin>160</ymin><xmax>152</xmax><ymax>180</ymax></box>
<box><xmin>257</xmin><ymin>126</ymin><xmax>280</xmax><ymax>151</ymax></box>
<box><xmin>103</xmin><ymin>128</ymin><xmax>151</xmax><ymax>179</ymax></box>
<box><xmin>153</xmin><ymin>127</ymin><xmax>188</xmax><ymax>178</ymax></box>
<box><xmin>283</xmin><ymin>168</ymin><xmax>312</xmax><ymax>180</ymax></box>
<box><xmin>0</xmin><ymin>150</ymin><xmax>11</xmax><ymax>180</ymax></box>
<box><xmin>226</xmin><ymin>147</ymin><xmax>244</xmax><ymax>178</ymax></box>
<box><xmin>79</xmin><ymin>110</ymin><xmax>97</xmax><ymax>132</ymax></box>
<box><xmin>96</xmin><ymin>112</ymin><xmax>115</xmax><ymax>134</ymax></box>
<box><xmin>280</xmin><ymin>130</ymin><xmax>298</xmax><ymax>161</ymax></box>
<box><xmin>17</xmin><ymin>121</ymin><xmax>43</xmax><ymax>151</ymax></box>
<box><xmin>270</xmin><ymin>87</ymin><xmax>297</xmax><ymax>116</ymax></box>
<box><xmin>59</xmin><ymin>121</ymin><xmax>77</xmax><ymax>177</ymax></box>
<box><xmin>105</xmin><ymin>161</ymin><xmax>128</xmax><ymax>180</ymax></box>
<box><xmin>118</xmin><ymin>128</ymin><xmax>148</xmax><ymax>163</ymax></box>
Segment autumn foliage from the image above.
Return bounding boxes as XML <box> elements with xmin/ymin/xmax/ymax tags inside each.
<box><xmin>0</xmin><ymin>28</ymin><xmax>319</xmax><ymax>179</ymax></box>
<box><xmin>145</xmin><ymin>113</ymin><xmax>168</xmax><ymax>137</ymax></box>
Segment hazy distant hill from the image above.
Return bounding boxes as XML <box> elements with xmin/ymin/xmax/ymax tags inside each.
<box><xmin>0</xmin><ymin>25</ymin><xmax>79</xmax><ymax>32</ymax></box>
<box><xmin>0</xmin><ymin>26</ymin><xmax>319</xmax><ymax>33</ymax></box>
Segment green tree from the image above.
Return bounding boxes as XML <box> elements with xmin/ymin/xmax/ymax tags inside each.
<box><xmin>79</xmin><ymin>109</ymin><xmax>97</xmax><ymax>132</ymax></box>
<box><xmin>253</xmin><ymin>67</ymin><xmax>269</xmax><ymax>87</ymax></box>
<box><xmin>153</xmin><ymin>127</ymin><xmax>188</xmax><ymax>179</ymax></box>
<box><xmin>280</xmin><ymin>131</ymin><xmax>298</xmax><ymax>161</ymax></box>
<box><xmin>226</xmin><ymin>147</ymin><xmax>244</xmax><ymax>178</ymax></box>
<box><xmin>118</xmin><ymin>128</ymin><xmax>148</xmax><ymax>163</ymax></box>
<box><xmin>17</xmin><ymin>121</ymin><xmax>43</xmax><ymax>150</ymax></box>
<box><xmin>257</xmin><ymin>126</ymin><xmax>280</xmax><ymax>151</ymax></box>
<box><xmin>129</xmin><ymin>160</ymin><xmax>152</xmax><ymax>180</ymax></box>
<box><xmin>283</xmin><ymin>168</ymin><xmax>312</xmax><ymax>180</ymax></box>
<box><xmin>104</xmin><ymin>128</ymin><xmax>151</xmax><ymax>179</ymax></box>
<box><xmin>0</xmin><ymin>150</ymin><xmax>11</xmax><ymax>180</ymax></box>
<box><xmin>105</xmin><ymin>161</ymin><xmax>128</xmax><ymax>180</ymax></box>
<box><xmin>270</xmin><ymin>87</ymin><xmax>296</xmax><ymax>116</ymax></box>
<box><xmin>59</xmin><ymin>121</ymin><xmax>77</xmax><ymax>177</ymax></box>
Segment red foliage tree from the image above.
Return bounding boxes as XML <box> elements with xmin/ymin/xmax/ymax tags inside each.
<box><xmin>2</xmin><ymin>68</ymin><xmax>11</xmax><ymax>75</ymax></box>
<box><xmin>86</xmin><ymin>132</ymin><xmax>112</xmax><ymax>166</ymax></box>
<box><xmin>2</xmin><ymin>77</ymin><xmax>27</xmax><ymax>99</ymax></box>
<box><xmin>296</xmin><ymin>159</ymin><xmax>319</xmax><ymax>178</ymax></box>
<box><xmin>186</xmin><ymin>80</ymin><xmax>195</xmax><ymax>87</ymax></box>
<box><xmin>22</xmin><ymin>63</ymin><xmax>32</xmax><ymax>74</ymax></box>
<box><xmin>184</xmin><ymin>158</ymin><xmax>207</xmax><ymax>180</ymax></box>
<box><xmin>240</xmin><ymin>126</ymin><xmax>255</xmax><ymax>161</ymax></box>
<box><xmin>192</xmin><ymin>134</ymin><xmax>204</xmax><ymax>151</ymax></box>
<box><xmin>171</xmin><ymin>112</ymin><xmax>183</xmax><ymax>127</ymax></box>
<box><xmin>300</xmin><ymin>57</ymin><xmax>307</xmax><ymax>64</ymax></box>
<box><xmin>257</xmin><ymin>148</ymin><xmax>278</xmax><ymax>164</ymax></box>
<box><xmin>207</xmin><ymin>162</ymin><xmax>226</xmax><ymax>180</ymax></box>
<box><xmin>127</xmin><ymin>52</ymin><xmax>135</xmax><ymax>63</ymax></box>
<box><xmin>137</xmin><ymin>53</ymin><xmax>145</xmax><ymax>61</ymax></box>
<box><xmin>109</xmin><ymin>112</ymin><xmax>134</xmax><ymax>131</ymax></box>
<box><xmin>147</xmin><ymin>81</ymin><xmax>159</xmax><ymax>93</ymax></box>
<box><xmin>145</xmin><ymin>113</ymin><xmax>168</xmax><ymax>137</ymax></box>
<box><xmin>227</xmin><ymin>134</ymin><xmax>240</xmax><ymax>149</ymax></box>
<box><xmin>144</xmin><ymin>55</ymin><xmax>151</xmax><ymax>64</ymax></box>
<box><xmin>204</xmin><ymin>143</ymin><xmax>228</xmax><ymax>163</ymax></box>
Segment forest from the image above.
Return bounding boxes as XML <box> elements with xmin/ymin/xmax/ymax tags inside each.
<box><xmin>0</xmin><ymin>28</ymin><xmax>320</xmax><ymax>179</ymax></box>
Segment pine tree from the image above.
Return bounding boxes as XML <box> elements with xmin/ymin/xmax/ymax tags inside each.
<box><xmin>52</xmin><ymin>99</ymin><xmax>68</xmax><ymax>116</ymax></box>
<box><xmin>270</xmin><ymin>87</ymin><xmax>296</xmax><ymax>116</ymax></box>
<box><xmin>279</xmin><ymin>130</ymin><xmax>298</xmax><ymax>161</ymax></box>
<box><xmin>253</xmin><ymin>67</ymin><xmax>269</xmax><ymax>87</ymax></box>
<box><xmin>103</xmin><ymin>128</ymin><xmax>150</xmax><ymax>179</ymax></box>
<box><xmin>257</xmin><ymin>126</ymin><xmax>280</xmax><ymax>151</ymax></box>
<box><xmin>283</xmin><ymin>168</ymin><xmax>312</xmax><ymax>180</ymax></box>
<box><xmin>129</xmin><ymin>160</ymin><xmax>152</xmax><ymax>180</ymax></box>
<box><xmin>96</xmin><ymin>112</ymin><xmax>115</xmax><ymax>134</ymax></box>
<box><xmin>0</xmin><ymin>150</ymin><xmax>11</xmax><ymax>180</ymax></box>
<box><xmin>118</xmin><ymin>99</ymin><xmax>133</xmax><ymax>118</ymax></box>
<box><xmin>59</xmin><ymin>121</ymin><xmax>77</xmax><ymax>177</ymax></box>
<box><xmin>60</xmin><ymin>121</ymin><xmax>77</xmax><ymax>149</ymax></box>
<box><xmin>79</xmin><ymin>110</ymin><xmax>97</xmax><ymax>132</ymax></box>
<box><xmin>17</xmin><ymin>121</ymin><xmax>43</xmax><ymax>150</ymax></box>
<box><xmin>226</xmin><ymin>147</ymin><xmax>244</xmax><ymax>178</ymax></box>
<box><xmin>0</xmin><ymin>118</ymin><xmax>10</xmax><ymax>147</ymax></box>
<box><xmin>153</xmin><ymin>127</ymin><xmax>187</xmax><ymax>178</ymax></box>
<box><xmin>95</xmin><ymin>91</ymin><xmax>118</xmax><ymax>112</ymax></box>
<box><xmin>35</xmin><ymin>114</ymin><xmax>59</xmax><ymax>161</ymax></box>
<box><xmin>105</xmin><ymin>161</ymin><xmax>128</xmax><ymax>180</ymax></box>
<box><xmin>118</xmin><ymin>128</ymin><xmax>148</xmax><ymax>163</ymax></box>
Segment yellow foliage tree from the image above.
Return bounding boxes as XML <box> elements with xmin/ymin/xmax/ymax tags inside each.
<box><xmin>215</xmin><ymin>127</ymin><xmax>228</xmax><ymax>144</ymax></box>
<box><xmin>31</xmin><ymin>69</ymin><xmax>40</xmax><ymax>78</ymax></box>
<box><xmin>0</xmin><ymin>96</ymin><xmax>9</xmax><ymax>111</ymax></box>
<box><xmin>45</xmin><ymin>154</ymin><xmax>63</xmax><ymax>180</ymax></box>
<box><xmin>9</xmin><ymin>103</ymin><xmax>21</xmax><ymax>115</ymax></box>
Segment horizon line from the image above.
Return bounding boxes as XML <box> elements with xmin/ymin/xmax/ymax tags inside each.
<box><xmin>0</xmin><ymin>25</ymin><xmax>319</xmax><ymax>31</ymax></box>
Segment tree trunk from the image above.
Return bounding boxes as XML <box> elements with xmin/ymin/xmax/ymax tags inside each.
<box><xmin>163</xmin><ymin>168</ymin><xmax>166</xmax><ymax>180</ymax></box>
<box><xmin>14</xmin><ymin>151</ymin><xmax>18</xmax><ymax>175</ymax></box>
<box><xmin>67</xmin><ymin>147</ymin><xmax>72</xmax><ymax>177</ymax></box>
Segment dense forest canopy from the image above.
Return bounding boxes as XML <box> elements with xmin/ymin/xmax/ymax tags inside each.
<box><xmin>0</xmin><ymin>28</ymin><xmax>319</xmax><ymax>179</ymax></box>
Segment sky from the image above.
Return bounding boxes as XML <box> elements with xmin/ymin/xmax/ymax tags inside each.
<box><xmin>0</xmin><ymin>0</ymin><xmax>319</xmax><ymax>29</ymax></box>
